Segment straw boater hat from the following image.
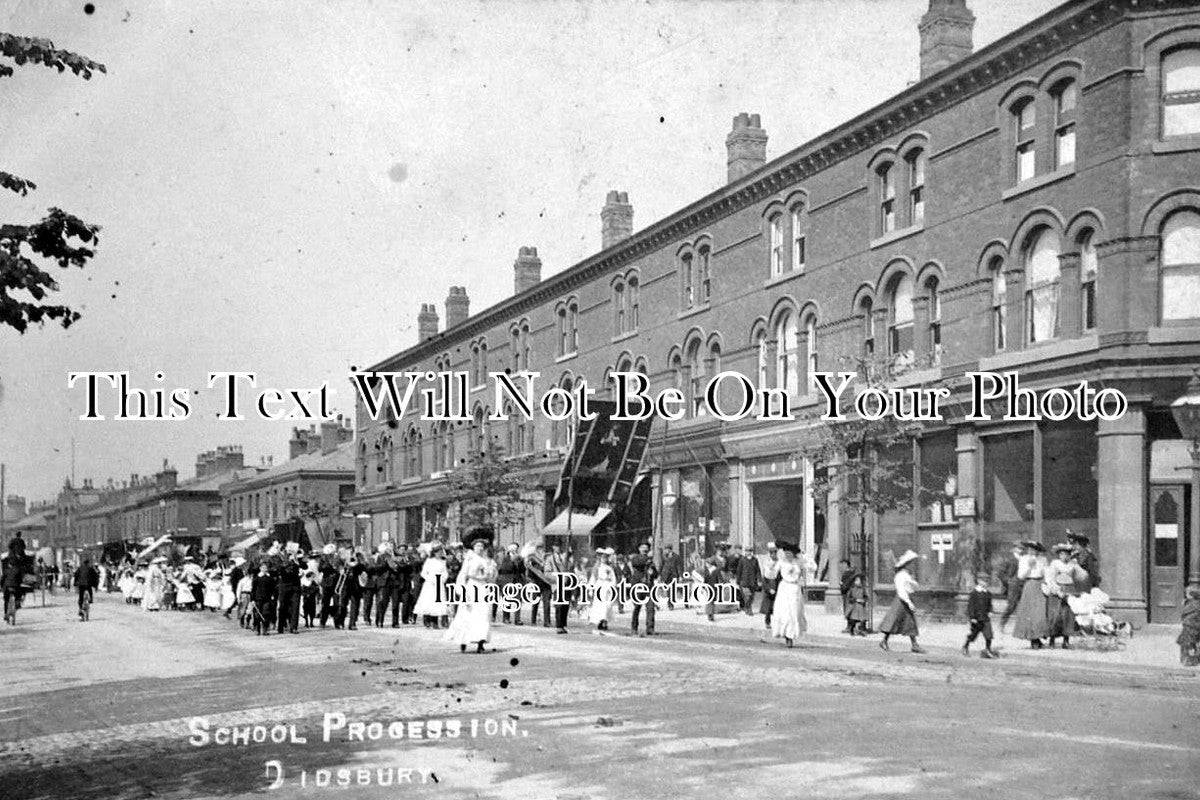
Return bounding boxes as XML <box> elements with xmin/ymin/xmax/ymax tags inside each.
<box><xmin>894</xmin><ymin>550</ymin><xmax>919</xmax><ymax>570</ymax></box>
<box><xmin>1052</xmin><ymin>543</ymin><xmax>1073</xmax><ymax>554</ymax></box>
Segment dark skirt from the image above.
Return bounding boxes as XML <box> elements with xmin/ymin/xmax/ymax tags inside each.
<box><xmin>1046</xmin><ymin>594</ymin><xmax>1076</xmax><ymax>637</ymax></box>
<box><xmin>1178</xmin><ymin>625</ymin><xmax>1200</xmax><ymax>666</ymax></box>
<box><xmin>1010</xmin><ymin>579</ymin><xmax>1051</xmax><ymax>640</ymax></box>
<box><xmin>879</xmin><ymin>597</ymin><xmax>918</xmax><ymax>636</ymax></box>
<box><xmin>847</xmin><ymin>602</ymin><xmax>869</xmax><ymax>622</ymax></box>
<box><xmin>759</xmin><ymin>579</ymin><xmax>777</xmax><ymax>616</ymax></box>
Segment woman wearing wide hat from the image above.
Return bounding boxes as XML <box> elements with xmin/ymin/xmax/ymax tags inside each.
<box><xmin>879</xmin><ymin>550</ymin><xmax>925</xmax><ymax>653</ymax></box>
<box><xmin>446</xmin><ymin>526</ymin><xmax>498</xmax><ymax>653</ymax></box>
<box><xmin>770</xmin><ymin>540</ymin><xmax>808</xmax><ymax>647</ymax></box>
<box><xmin>1044</xmin><ymin>543</ymin><xmax>1088</xmax><ymax>649</ymax></box>
<box><xmin>588</xmin><ymin>548</ymin><xmax>618</xmax><ymax>633</ymax></box>
<box><xmin>1010</xmin><ymin>540</ymin><xmax>1051</xmax><ymax>648</ymax></box>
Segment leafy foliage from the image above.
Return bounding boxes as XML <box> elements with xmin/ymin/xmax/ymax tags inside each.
<box><xmin>445</xmin><ymin>436</ymin><xmax>536</xmax><ymax>536</ymax></box>
<box><xmin>1</xmin><ymin>32</ymin><xmax>104</xmax><ymax>333</ymax></box>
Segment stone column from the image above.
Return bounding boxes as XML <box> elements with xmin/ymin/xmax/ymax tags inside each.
<box><xmin>1097</xmin><ymin>406</ymin><xmax>1148</xmax><ymax>624</ymax></box>
<box><xmin>956</xmin><ymin>426</ymin><xmax>979</xmax><ymax>590</ymax></box>
<box><xmin>822</xmin><ymin>455</ymin><xmax>845</xmax><ymax>614</ymax></box>
<box><xmin>1058</xmin><ymin>252</ymin><xmax>1082</xmax><ymax>339</ymax></box>
<box><xmin>1004</xmin><ymin>267</ymin><xmax>1025</xmax><ymax>351</ymax></box>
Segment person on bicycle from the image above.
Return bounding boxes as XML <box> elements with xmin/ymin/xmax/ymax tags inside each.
<box><xmin>75</xmin><ymin>559</ymin><xmax>100</xmax><ymax>620</ymax></box>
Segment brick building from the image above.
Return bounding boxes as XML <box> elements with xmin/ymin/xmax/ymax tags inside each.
<box><xmin>220</xmin><ymin>417</ymin><xmax>356</xmax><ymax>549</ymax></box>
<box><xmin>352</xmin><ymin>0</ymin><xmax>1200</xmax><ymax>625</ymax></box>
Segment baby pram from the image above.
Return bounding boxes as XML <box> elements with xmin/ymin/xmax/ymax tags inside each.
<box><xmin>1068</xmin><ymin>588</ymin><xmax>1132</xmax><ymax>650</ymax></box>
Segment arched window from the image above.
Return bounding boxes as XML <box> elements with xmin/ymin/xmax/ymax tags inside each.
<box><xmin>613</xmin><ymin>280</ymin><xmax>625</xmax><ymax>335</ymax></box>
<box><xmin>446</xmin><ymin>422</ymin><xmax>456</xmax><ymax>468</ymax></box>
<box><xmin>469</xmin><ymin>406</ymin><xmax>482</xmax><ymax>455</ymax></box>
<box><xmin>1161</xmin><ymin>209</ymin><xmax>1200</xmax><ymax>321</ymax></box>
<box><xmin>926</xmin><ymin>276</ymin><xmax>942</xmax><ymax>364</ymax></box>
<box><xmin>551</xmin><ymin>377</ymin><xmax>573</xmax><ymax>449</ymax></box>
<box><xmin>1052</xmin><ymin>80</ymin><xmax>1077</xmax><ymax>168</ymax></box>
<box><xmin>431</xmin><ymin>425</ymin><xmax>442</xmax><ymax>472</ymax></box>
<box><xmin>756</xmin><ymin>330</ymin><xmax>768</xmax><ymax>389</ymax></box>
<box><xmin>511</xmin><ymin>328</ymin><xmax>522</xmax><ymax>372</ymax></box>
<box><xmin>887</xmin><ymin>273</ymin><xmax>914</xmax><ymax>361</ymax></box>
<box><xmin>681</xmin><ymin>253</ymin><xmax>695</xmax><ymax>309</ymax></box>
<box><xmin>1079</xmin><ymin>231</ymin><xmax>1097</xmax><ymax>331</ymax></box>
<box><xmin>791</xmin><ymin>205</ymin><xmax>807</xmax><ymax>273</ymax></box>
<box><xmin>686</xmin><ymin>340</ymin><xmax>705</xmax><ymax>417</ymax></box>
<box><xmin>698</xmin><ymin>245</ymin><xmax>711</xmax><ymax>305</ymax></box>
<box><xmin>568</xmin><ymin>303</ymin><xmax>579</xmax><ymax>353</ymax></box>
<box><xmin>906</xmin><ymin>150</ymin><xmax>926</xmax><ymax>226</ymax></box>
<box><xmin>628</xmin><ymin>274</ymin><xmax>640</xmax><ymax>331</ymax></box>
<box><xmin>776</xmin><ymin>312</ymin><xmax>799</xmax><ymax>396</ymax></box>
<box><xmin>477</xmin><ymin>341</ymin><xmax>489</xmax><ymax>386</ymax></box>
<box><xmin>359</xmin><ymin>441</ymin><xmax>368</xmax><ymax>486</ymax></box>
<box><xmin>803</xmin><ymin>315</ymin><xmax>818</xmax><ymax>394</ymax></box>
<box><xmin>1163</xmin><ymin>47</ymin><xmax>1200</xmax><ymax>139</ymax></box>
<box><xmin>990</xmin><ymin>257</ymin><xmax>1007</xmax><ymax>352</ymax></box>
<box><xmin>557</xmin><ymin>307</ymin><xmax>568</xmax><ymax>356</ymax></box>
<box><xmin>1025</xmin><ymin>228</ymin><xmax>1061</xmax><ymax>343</ymax></box>
<box><xmin>1013</xmin><ymin>98</ymin><xmax>1037</xmax><ymax>182</ymax></box>
<box><xmin>861</xmin><ymin>296</ymin><xmax>875</xmax><ymax>357</ymax></box>
<box><xmin>877</xmin><ymin>164</ymin><xmax>896</xmax><ymax>234</ymax></box>
<box><xmin>769</xmin><ymin>214</ymin><xmax>785</xmax><ymax>276</ymax></box>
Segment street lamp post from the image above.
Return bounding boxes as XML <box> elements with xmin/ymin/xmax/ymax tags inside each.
<box><xmin>1170</xmin><ymin>370</ymin><xmax>1200</xmax><ymax>587</ymax></box>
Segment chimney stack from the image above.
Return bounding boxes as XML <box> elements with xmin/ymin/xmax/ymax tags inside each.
<box><xmin>417</xmin><ymin>303</ymin><xmax>439</xmax><ymax>342</ymax></box>
<box><xmin>601</xmin><ymin>191</ymin><xmax>633</xmax><ymax>250</ymax></box>
<box><xmin>320</xmin><ymin>419</ymin><xmax>342</xmax><ymax>455</ymax></box>
<box><xmin>513</xmin><ymin>246</ymin><xmax>541</xmax><ymax>294</ymax></box>
<box><xmin>445</xmin><ymin>286</ymin><xmax>470</xmax><ymax>329</ymax></box>
<box><xmin>726</xmin><ymin>113</ymin><xmax>768</xmax><ymax>183</ymax></box>
<box><xmin>919</xmin><ymin>0</ymin><xmax>975</xmax><ymax>80</ymax></box>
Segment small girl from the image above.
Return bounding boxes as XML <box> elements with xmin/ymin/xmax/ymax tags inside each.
<box><xmin>846</xmin><ymin>575</ymin><xmax>869</xmax><ymax>636</ymax></box>
<box><xmin>301</xmin><ymin>569</ymin><xmax>319</xmax><ymax>628</ymax></box>
<box><xmin>1178</xmin><ymin>584</ymin><xmax>1200</xmax><ymax>667</ymax></box>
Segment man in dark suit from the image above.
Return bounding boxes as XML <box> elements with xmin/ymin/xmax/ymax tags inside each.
<box><xmin>361</xmin><ymin>550</ymin><xmax>378</xmax><ymax>625</ymax></box>
<box><xmin>396</xmin><ymin>545</ymin><xmax>417</xmax><ymax>625</ymax></box>
<box><xmin>659</xmin><ymin>544</ymin><xmax>683</xmax><ymax>610</ymax></box>
<box><xmin>737</xmin><ymin>545</ymin><xmax>762</xmax><ymax>615</ymax></box>
<box><xmin>276</xmin><ymin>552</ymin><xmax>302</xmax><ymax>634</ymax></box>
<box><xmin>526</xmin><ymin>543</ymin><xmax>553</xmax><ymax>627</ymax></box>
<box><xmin>318</xmin><ymin>549</ymin><xmax>341</xmax><ymax>628</ymax></box>
<box><xmin>495</xmin><ymin>543</ymin><xmax>525</xmax><ymax>624</ymax></box>
<box><xmin>629</xmin><ymin>542</ymin><xmax>658</xmax><ymax>636</ymax></box>
<box><xmin>250</xmin><ymin>562</ymin><xmax>277</xmax><ymax>635</ymax></box>
<box><xmin>338</xmin><ymin>552</ymin><xmax>366</xmax><ymax>630</ymax></box>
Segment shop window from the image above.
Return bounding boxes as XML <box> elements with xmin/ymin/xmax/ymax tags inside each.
<box><xmin>1163</xmin><ymin>47</ymin><xmax>1200</xmax><ymax>139</ymax></box>
<box><xmin>1161</xmin><ymin>209</ymin><xmax>1200</xmax><ymax>322</ymax></box>
<box><xmin>1041</xmin><ymin>420</ymin><xmax>1098</xmax><ymax>543</ymax></box>
<box><xmin>1013</xmin><ymin>98</ymin><xmax>1037</xmax><ymax>182</ymax></box>
<box><xmin>1052</xmin><ymin>80</ymin><xmax>1077</xmax><ymax>169</ymax></box>
<box><xmin>1079</xmin><ymin>231</ymin><xmax>1097</xmax><ymax>331</ymax></box>
<box><xmin>918</xmin><ymin>431</ymin><xmax>957</xmax><ymax>524</ymax></box>
<box><xmin>1025</xmin><ymin>228</ymin><xmax>1061</xmax><ymax>343</ymax></box>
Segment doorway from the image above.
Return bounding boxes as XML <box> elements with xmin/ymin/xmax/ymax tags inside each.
<box><xmin>1149</xmin><ymin>484</ymin><xmax>1188</xmax><ymax>624</ymax></box>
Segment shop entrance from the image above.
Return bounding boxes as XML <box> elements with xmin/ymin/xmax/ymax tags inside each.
<box><xmin>751</xmin><ymin>480</ymin><xmax>803</xmax><ymax>549</ymax></box>
<box><xmin>1149</xmin><ymin>484</ymin><xmax>1189</xmax><ymax>624</ymax></box>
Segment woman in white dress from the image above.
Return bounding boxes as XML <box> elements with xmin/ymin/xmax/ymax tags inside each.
<box><xmin>143</xmin><ymin>558</ymin><xmax>166</xmax><ymax>611</ymax></box>
<box><xmin>219</xmin><ymin>566</ymin><xmax>237</xmax><ymax>614</ymax></box>
<box><xmin>447</xmin><ymin>528</ymin><xmax>498</xmax><ymax>653</ymax></box>
<box><xmin>131</xmin><ymin>566</ymin><xmax>147</xmax><ymax>604</ymax></box>
<box><xmin>203</xmin><ymin>568</ymin><xmax>222</xmax><ymax>611</ymax></box>
<box><xmin>414</xmin><ymin>544</ymin><xmax>449</xmax><ymax>628</ymax></box>
<box><xmin>588</xmin><ymin>548</ymin><xmax>617</xmax><ymax>633</ymax></box>
<box><xmin>770</xmin><ymin>541</ymin><xmax>808</xmax><ymax>647</ymax></box>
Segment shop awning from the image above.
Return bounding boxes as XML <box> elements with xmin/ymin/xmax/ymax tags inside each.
<box><xmin>540</xmin><ymin>507</ymin><xmax>612</xmax><ymax>536</ymax></box>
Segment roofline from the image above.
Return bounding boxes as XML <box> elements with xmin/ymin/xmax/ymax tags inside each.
<box><xmin>366</xmin><ymin>0</ymin><xmax>1135</xmax><ymax>373</ymax></box>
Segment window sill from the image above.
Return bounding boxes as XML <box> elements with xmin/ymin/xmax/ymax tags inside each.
<box><xmin>554</xmin><ymin>352</ymin><xmax>578</xmax><ymax>364</ymax></box>
<box><xmin>976</xmin><ymin>334</ymin><xmax>1098</xmax><ymax>371</ymax></box>
<box><xmin>400</xmin><ymin>476</ymin><xmax>422</xmax><ymax>486</ymax></box>
<box><xmin>870</xmin><ymin>223</ymin><xmax>924</xmax><ymax>250</ymax></box>
<box><xmin>611</xmin><ymin>330</ymin><xmax>639</xmax><ymax>345</ymax></box>
<box><xmin>1147</xmin><ymin>325</ymin><xmax>1200</xmax><ymax>344</ymax></box>
<box><xmin>677</xmin><ymin>303</ymin><xmax>711</xmax><ymax>321</ymax></box>
<box><xmin>1001</xmin><ymin>164</ymin><xmax>1074</xmax><ymax>201</ymax></box>
<box><xmin>1152</xmin><ymin>137</ymin><xmax>1200</xmax><ymax>155</ymax></box>
<box><xmin>763</xmin><ymin>269</ymin><xmax>804</xmax><ymax>290</ymax></box>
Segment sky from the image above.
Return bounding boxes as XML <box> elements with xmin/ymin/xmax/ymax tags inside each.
<box><xmin>0</xmin><ymin>0</ymin><xmax>1059</xmax><ymax>507</ymax></box>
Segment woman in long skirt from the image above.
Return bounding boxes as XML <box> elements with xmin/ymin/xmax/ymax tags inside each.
<box><xmin>1045</xmin><ymin>543</ymin><xmax>1088</xmax><ymax>648</ymax></box>
<box><xmin>1010</xmin><ymin>541</ymin><xmax>1051</xmax><ymax>648</ymax></box>
<box><xmin>770</xmin><ymin>541</ymin><xmax>807</xmax><ymax>647</ymax></box>
<box><xmin>879</xmin><ymin>550</ymin><xmax>924</xmax><ymax>653</ymax></box>
<box><xmin>414</xmin><ymin>544</ymin><xmax>449</xmax><ymax>628</ymax></box>
<box><xmin>588</xmin><ymin>549</ymin><xmax>617</xmax><ymax>633</ymax></box>
<box><xmin>143</xmin><ymin>559</ymin><xmax>166</xmax><ymax>611</ymax></box>
<box><xmin>447</xmin><ymin>529</ymin><xmax>498</xmax><ymax>653</ymax></box>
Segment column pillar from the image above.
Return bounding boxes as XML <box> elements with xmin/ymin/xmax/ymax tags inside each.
<box><xmin>1058</xmin><ymin>252</ymin><xmax>1082</xmax><ymax>339</ymax></box>
<box><xmin>727</xmin><ymin>459</ymin><xmax>747</xmax><ymax>548</ymax></box>
<box><xmin>822</xmin><ymin>455</ymin><xmax>845</xmax><ymax>613</ymax></box>
<box><xmin>1004</xmin><ymin>267</ymin><xmax>1025</xmax><ymax>351</ymax></box>
<box><xmin>1097</xmin><ymin>406</ymin><xmax>1148</xmax><ymax>624</ymax></box>
<box><xmin>955</xmin><ymin>426</ymin><xmax>980</xmax><ymax>590</ymax></box>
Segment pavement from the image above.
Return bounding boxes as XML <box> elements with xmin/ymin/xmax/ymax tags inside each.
<box><xmin>1</xmin><ymin>592</ymin><xmax>1198</xmax><ymax>800</ymax></box>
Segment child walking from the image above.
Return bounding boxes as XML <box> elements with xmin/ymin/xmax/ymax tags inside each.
<box><xmin>845</xmin><ymin>575</ymin><xmax>869</xmax><ymax>636</ymax></box>
<box><xmin>963</xmin><ymin>572</ymin><xmax>998</xmax><ymax>659</ymax></box>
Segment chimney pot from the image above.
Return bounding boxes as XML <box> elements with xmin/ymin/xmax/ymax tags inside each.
<box><xmin>726</xmin><ymin>112</ymin><xmax>768</xmax><ymax>183</ymax></box>
<box><xmin>417</xmin><ymin>303</ymin><xmax>439</xmax><ymax>342</ymax></box>
<box><xmin>601</xmin><ymin>190</ymin><xmax>634</xmax><ymax>250</ymax></box>
<box><xmin>919</xmin><ymin>0</ymin><xmax>975</xmax><ymax>80</ymax></box>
